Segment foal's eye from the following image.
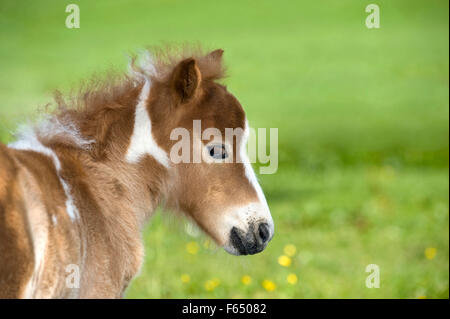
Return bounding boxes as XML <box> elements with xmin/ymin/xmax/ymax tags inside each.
<box><xmin>207</xmin><ymin>144</ymin><xmax>228</xmax><ymax>159</ymax></box>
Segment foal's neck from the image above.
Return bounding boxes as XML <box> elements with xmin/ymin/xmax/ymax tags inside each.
<box><xmin>54</xmin><ymin>81</ymin><xmax>170</xmax><ymax>229</ymax></box>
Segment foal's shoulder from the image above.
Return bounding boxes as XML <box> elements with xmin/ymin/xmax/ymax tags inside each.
<box><xmin>0</xmin><ymin>142</ymin><xmax>35</xmax><ymax>298</ymax></box>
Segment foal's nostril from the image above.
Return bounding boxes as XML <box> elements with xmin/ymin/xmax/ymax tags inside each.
<box><xmin>258</xmin><ymin>223</ymin><xmax>270</xmax><ymax>244</ymax></box>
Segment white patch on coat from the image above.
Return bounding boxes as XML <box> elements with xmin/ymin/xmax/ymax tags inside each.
<box><xmin>52</xmin><ymin>215</ymin><xmax>58</xmax><ymax>225</ymax></box>
<box><xmin>125</xmin><ymin>77</ymin><xmax>170</xmax><ymax>168</ymax></box>
<box><xmin>37</xmin><ymin>116</ymin><xmax>95</xmax><ymax>149</ymax></box>
<box><xmin>9</xmin><ymin>126</ymin><xmax>80</xmax><ymax>221</ymax></box>
<box><xmin>60</xmin><ymin>179</ymin><xmax>79</xmax><ymax>220</ymax></box>
<box><xmin>9</xmin><ymin>126</ymin><xmax>62</xmax><ymax>171</ymax></box>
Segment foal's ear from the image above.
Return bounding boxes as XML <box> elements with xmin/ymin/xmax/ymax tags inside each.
<box><xmin>171</xmin><ymin>58</ymin><xmax>201</xmax><ymax>103</ymax></box>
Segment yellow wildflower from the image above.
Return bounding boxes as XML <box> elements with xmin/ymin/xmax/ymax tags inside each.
<box><xmin>262</xmin><ymin>279</ymin><xmax>276</xmax><ymax>291</ymax></box>
<box><xmin>278</xmin><ymin>255</ymin><xmax>292</xmax><ymax>267</ymax></box>
<box><xmin>284</xmin><ymin>244</ymin><xmax>296</xmax><ymax>257</ymax></box>
<box><xmin>180</xmin><ymin>274</ymin><xmax>190</xmax><ymax>283</ymax></box>
<box><xmin>241</xmin><ymin>275</ymin><xmax>252</xmax><ymax>285</ymax></box>
<box><xmin>425</xmin><ymin>247</ymin><xmax>437</xmax><ymax>260</ymax></box>
<box><xmin>204</xmin><ymin>278</ymin><xmax>220</xmax><ymax>291</ymax></box>
<box><xmin>186</xmin><ymin>241</ymin><xmax>199</xmax><ymax>255</ymax></box>
<box><xmin>287</xmin><ymin>273</ymin><xmax>298</xmax><ymax>285</ymax></box>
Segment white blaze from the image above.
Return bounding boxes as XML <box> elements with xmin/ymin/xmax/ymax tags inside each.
<box><xmin>241</xmin><ymin>120</ymin><xmax>274</xmax><ymax>232</ymax></box>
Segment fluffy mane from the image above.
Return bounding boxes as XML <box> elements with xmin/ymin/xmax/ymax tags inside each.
<box><xmin>24</xmin><ymin>46</ymin><xmax>226</xmax><ymax>155</ymax></box>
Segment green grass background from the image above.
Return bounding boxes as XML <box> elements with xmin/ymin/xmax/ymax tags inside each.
<box><xmin>0</xmin><ymin>0</ymin><xmax>448</xmax><ymax>298</ymax></box>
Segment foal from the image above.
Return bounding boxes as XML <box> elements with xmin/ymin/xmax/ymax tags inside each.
<box><xmin>0</xmin><ymin>48</ymin><xmax>274</xmax><ymax>298</ymax></box>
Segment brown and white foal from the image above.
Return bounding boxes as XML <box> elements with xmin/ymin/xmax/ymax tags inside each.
<box><xmin>0</xmin><ymin>49</ymin><xmax>274</xmax><ymax>298</ymax></box>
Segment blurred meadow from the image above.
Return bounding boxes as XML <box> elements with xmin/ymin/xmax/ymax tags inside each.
<box><xmin>0</xmin><ymin>0</ymin><xmax>448</xmax><ymax>298</ymax></box>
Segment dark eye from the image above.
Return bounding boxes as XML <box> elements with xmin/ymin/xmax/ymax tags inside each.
<box><xmin>207</xmin><ymin>144</ymin><xmax>228</xmax><ymax>159</ymax></box>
